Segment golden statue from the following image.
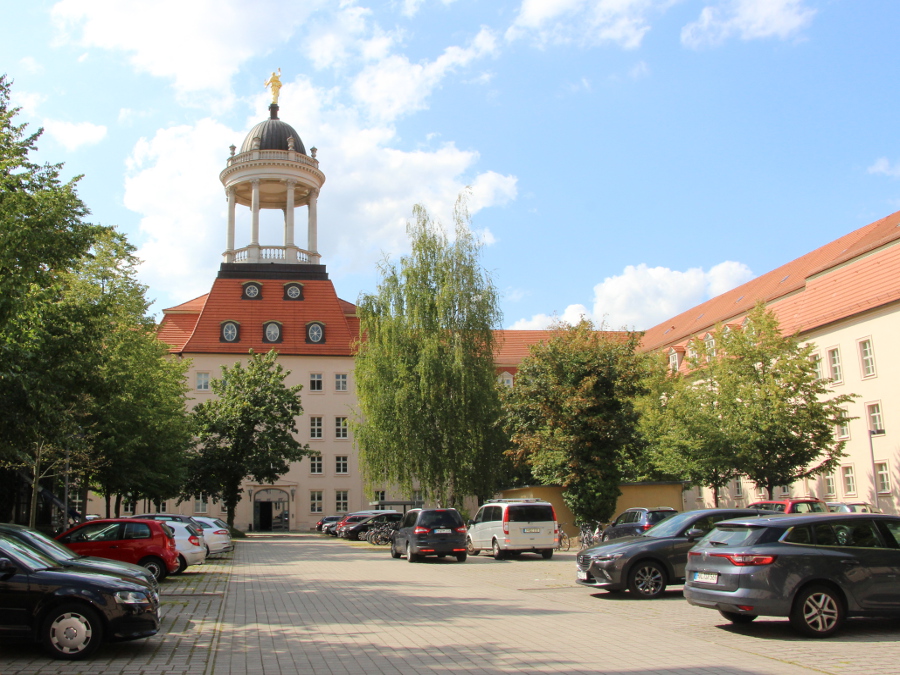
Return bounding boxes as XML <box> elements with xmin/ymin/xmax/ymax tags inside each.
<box><xmin>264</xmin><ymin>69</ymin><xmax>282</xmax><ymax>104</ymax></box>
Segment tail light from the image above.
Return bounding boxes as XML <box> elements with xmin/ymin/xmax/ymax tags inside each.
<box><xmin>641</xmin><ymin>523</ymin><xmax>652</xmax><ymax>531</ymax></box>
<box><xmin>413</xmin><ymin>526</ymin><xmax>429</xmax><ymax>534</ymax></box>
<box><xmin>502</xmin><ymin>508</ymin><xmax>509</xmax><ymax>535</ymax></box>
<box><xmin>214</xmin><ymin>529</ymin><xmax>228</xmax><ymax>535</ymax></box>
<box><xmin>552</xmin><ymin>506</ymin><xmax>558</xmax><ymax>534</ymax></box>
<box><xmin>189</xmin><ymin>535</ymin><xmax>200</xmax><ymax>547</ymax></box>
<box><xmin>710</xmin><ymin>553</ymin><xmax>776</xmax><ymax>566</ymax></box>
<box><xmin>455</xmin><ymin>526</ymin><xmax>467</xmax><ymax>534</ymax></box>
<box><xmin>167</xmin><ymin>537</ymin><xmax>176</xmax><ymax>550</ymax></box>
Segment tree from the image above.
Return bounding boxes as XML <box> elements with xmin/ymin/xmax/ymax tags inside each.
<box><xmin>502</xmin><ymin>320</ymin><xmax>648</xmax><ymax>524</ymax></box>
<box><xmin>646</xmin><ymin>303</ymin><xmax>855</xmax><ymax>500</ymax></box>
<box><xmin>353</xmin><ymin>198</ymin><xmax>506</xmax><ymax>508</ymax></box>
<box><xmin>183</xmin><ymin>349</ymin><xmax>313</xmax><ymax>527</ymax></box>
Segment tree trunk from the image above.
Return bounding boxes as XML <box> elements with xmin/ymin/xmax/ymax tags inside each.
<box><xmin>28</xmin><ymin>445</ymin><xmax>42</xmax><ymax>530</ymax></box>
<box><xmin>105</xmin><ymin>493</ymin><xmax>111</xmax><ymax>518</ymax></box>
<box><xmin>114</xmin><ymin>494</ymin><xmax>122</xmax><ymax>518</ymax></box>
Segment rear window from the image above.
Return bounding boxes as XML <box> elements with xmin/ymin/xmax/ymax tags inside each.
<box><xmin>123</xmin><ymin>522</ymin><xmax>152</xmax><ymax>540</ymax></box>
<box><xmin>508</xmin><ymin>505</ymin><xmax>554</xmax><ymax>522</ymax></box>
<box><xmin>418</xmin><ymin>510</ymin><xmax>463</xmax><ymax>529</ymax></box>
<box><xmin>701</xmin><ymin>525</ymin><xmax>771</xmax><ymax>547</ymax></box>
<box><xmin>647</xmin><ymin>510</ymin><xmax>676</xmax><ymax>525</ymax></box>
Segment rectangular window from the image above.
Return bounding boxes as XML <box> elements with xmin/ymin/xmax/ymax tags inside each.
<box><xmin>842</xmin><ymin>465</ymin><xmax>856</xmax><ymax>496</ymax></box>
<box><xmin>825</xmin><ymin>473</ymin><xmax>836</xmax><ymax>497</ymax></box>
<box><xmin>859</xmin><ymin>339</ymin><xmax>876</xmax><ymax>378</ymax></box>
<box><xmin>733</xmin><ymin>479</ymin><xmax>743</xmax><ymax>498</ymax></box>
<box><xmin>827</xmin><ymin>348</ymin><xmax>842</xmax><ymax>383</ymax></box>
<box><xmin>668</xmin><ymin>352</ymin><xmax>679</xmax><ymax>372</ymax></box>
<box><xmin>412</xmin><ymin>489</ymin><xmax>423</xmax><ymax>504</ymax></box>
<box><xmin>309</xmin><ymin>456</ymin><xmax>322</xmax><ymax>474</ymax></box>
<box><xmin>122</xmin><ymin>500</ymin><xmax>135</xmax><ymax>514</ymax></box>
<box><xmin>335</xmin><ymin>490</ymin><xmax>348</xmax><ymax>513</ymax></box>
<box><xmin>836</xmin><ymin>408</ymin><xmax>850</xmax><ymax>439</ymax></box>
<box><xmin>195</xmin><ymin>495</ymin><xmax>208</xmax><ymax>513</ymax></box>
<box><xmin>779</xmin><ymin>485</ymin><xmax>790</xmax><ymax>496</ymax></box>
<box><xmin>335</xmin><ymin>416</ymin><xmax>348</xmax><ymax>439</ymax></box>
<box><xmin>705</xmin><ymin>336</ymin><xmax>716</xmax><ymax>360</ymax></box>
<box><xmin>810</xmin><ymin>353</ymin><xmax>823</xmax><ymax>380</ymax></box>
<box><xmin>335</xmin><ymin>373</ymin><xmax>348</xmax><ymax>391</ymax></box>
<box><xmin>310</xmin><ymin>416</ymin><xmax>322</xmax><ymax>439</ymax></box>
<box><xmin>373</xmin><ymin>490</ymin><xmax>385</xmax><ymax>502</ymax></box>
<box><xmin>310</xmin><ymin>373</ymin><xmax>323</xmax><ymax>391</ymax></box>
<box><xmin>196</xmin><ymin>372</ymin><xmax>210</xmax><ymax>391</ymax></box>
<box><xmin>876</xmin><ymin>462</ymin><xmax>891</xmax><ymax>494</ymax></box>
<box><xmin>867</xmin><ymin>402</ymin><xmax>884</xmax><ymax>433</ymax></box>
<box><xmin>335</xmin><ymin>455</ymin><xmax>348</xmax><ymax>474</ymax></box>
<box><xmin>310</xmin><ymin>490</ymin><xmax>323</xmax><ymax>513</ymax></box>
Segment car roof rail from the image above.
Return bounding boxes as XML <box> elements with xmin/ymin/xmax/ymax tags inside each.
<box><xmin>484</xmin><ymin>498</ymin><xmax>545</xmax><ymax>504</ymax></box>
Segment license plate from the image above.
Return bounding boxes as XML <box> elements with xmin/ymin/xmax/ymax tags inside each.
<box><xmin>693</xmin><ymin>571</ymin><xmax>718</xmax><ymax>584</ymax></box>
<box><xmin>577</xmin><ymin>570</ymin><xmax>588</xmax><ymax>581</ymax></box>
<box><xmin>523</xmin><ymin>528</ymin><xmax>540</xmax><ymax>533</ymax></box>
<box><xmin>434</xmin><ymin>528</ymin><xmax>451</xmax><ymax>534</ymax></box>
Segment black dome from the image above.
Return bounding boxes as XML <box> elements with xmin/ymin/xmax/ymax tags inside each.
<box><xmin>240</xmin><ymin>104</ymin><xmax>307</xmax><ymax>155</ymax></box>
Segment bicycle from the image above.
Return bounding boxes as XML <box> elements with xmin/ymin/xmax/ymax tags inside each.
<box><xmin>556</xmin><ymin>523</ymin><xmax>571</xmax><ymax>551</ymax></box>
<box><xmin>578</xmin><ymin>522</ymin><xmax>597</xmax><ymax>549</ymax></box>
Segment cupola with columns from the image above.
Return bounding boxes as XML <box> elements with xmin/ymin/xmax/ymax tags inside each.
<box><xmin>219</xmin><ymin>81</ymin><xmax>325</xmax><ymax>266</ymax></box>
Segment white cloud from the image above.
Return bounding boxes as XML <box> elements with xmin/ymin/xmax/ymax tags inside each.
<box><xmin>305</xmin><ymin>5</ymin><xmax>399</xmax><ymax>71</ymax></box>
<box><xmin>868</xmin><ymin>157</ymin><xmax>900</xmax><ymax>178</ymax></box>
<box><xmin>127</xmin><ymin>77</ymin><xmax>517</xmax><ymax>311</ymax></box>
<box><xmin>629</xmin><ymin>60</ymin><xmax>650</xmax><ymax>79</ymax></box>
<box><xmin>681</xmin><ymin>0</ymin><xmax>816</xmax><ymax>49</ymax></box>
<box><xmin>399</xmin><ymin>0</ymin><xmax>457</xmax><ymax>18</ymax></box>
<box><xmin>506</xmin><ymin>0</ymin><xmax>666</xmax><ymax>50</ymax></box>
<box><xmin>51</xmin><ymin>0</ymin><xmax>324</xmax><ymax>102</ymax></box>
<box><xmin>42</xmin><ymin>119</ymin><xmax>107</xmax><ymax>151</ymax></box>
<box><xmin>18</xmin><ymin>56</ymin><xmax>44</xmax><ymax>74</ymax></box>
<box><xmin>509</xmin><ymin>261</ymin><xmax>754</xmax><ymax>330</ymax></box>
<box><xmin>9</xmin><ymin>90</ymin><xmax>47</xmax><ymax>116</ymax></box>
<box><xmin>351</xmin><ymin>27</ymin><xmax>498</xmax><ymax>121</ymax></box>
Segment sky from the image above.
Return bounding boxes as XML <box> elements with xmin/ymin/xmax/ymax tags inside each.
<box><xmin>4</xmin><ymin>0</ymin><xmax>900</xmax><ymax>331</ymax></box>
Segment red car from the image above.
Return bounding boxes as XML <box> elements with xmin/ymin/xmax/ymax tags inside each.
<box><xmin>56</xmin><ymin>519</ymin><xmax>179</xmax><ymax>581</ymax></box>
<box><xmin>748</xmin><ymin>498</ymin><xmax>829</xmax><ymax>514</ymax></box>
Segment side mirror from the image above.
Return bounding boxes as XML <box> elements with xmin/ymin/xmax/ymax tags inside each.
<box><xmin>0</xmin><ymin>557</ymin><xmax>17</xmax><ymax>574</ymax></box>
<box><xmin>685</xmin><ymin>528</ymin><xmax>706</xmax><ymax>541</ymax></box>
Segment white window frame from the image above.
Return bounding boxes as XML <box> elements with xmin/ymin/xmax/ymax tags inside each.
<box><xmin>335</xmin><ymin>455</ymin><xmax>348</xmax><ymax>474</ymax></box>
<box><xmin>195</xmin><ymin>495</ymin><xmax>208</xmax><ymax>514</ymax></box>
<box><xmin>858</xmin><ymin>338</ymin><xmax>877</xmax><ymax>379</ymax></box>
<box><xmin>866</xmin><ymin>402</ymin><xmax>885</xmax><ymax>433</ymax></box>
<box><xmin>309</xmin><ymin>456</ymin><xmax>322</xmax><ymax>474</ymax></box>
<box><xmin>779</xmin><ymin>485</ymin><xmax>790</xmax><ymax>496</ymax></box>
<box><xmin>334</xmin><ymin>373</ymin><xmax>348</xmax><ymax>392</ymax></box>
<box><xmin>876</xmin><ymin>462</ymin><xmax>891</xmax><ymax>494</ymax></box>
<box><xmin>836</xmin><ymin>408</ymin><xmax>850</xmax><ymax>440</ymax></box>
<box><xmin>824</xmin><ymin>473</ymin><xmax>836</xmax><ymax>498</ymax></box>
<box><xmin>373</xmin><ymin>490</ymin><xmax>386</xmax><ymax>502</ymax></box>
<box><xmin>122</xmin><ymin>500</ymin><xmax>135</xmax><ymax>514</ymax></box>
<box><xmin>841</xmin><ymin>465</ymin><xmax>856</xmax><ymax>496</ymax></box>
<box><xmin>335</xmin><ymin>490</ymin><xmax>348</xmax><ymax>513</ymax></box>
<box><xmin>196</xmin><ymin>372</ymin><xmax>210</xmax><ymax>391</ymax></box>
<box><xmin>704</xmin><ymin>334</ymin><xmax>716</xmax><ymax>360</ymax></box>
<box><xmin>335</xmin><ymin>416</ymin><xmax>349</xmax><ymax>439</ymax></box>
<box><xmin>809</xmin><ymin>352</ymin><xmax>823</xmax><ymax>380</ymax></box>
<box><xmin>310</xmin><ymin>416</ymin><xmax>322</xmax><ymax>439</ymax></box>
<box><xmin>668</xmin><ymin>351</ymin><xmax>679</xmax><ymax>372</ymax></box>
<box><xmin>498</xmin><ymin>372</ymin><xmax>514</xmax><ymax>387</ymax></box>
<box><xmin>309</xmin><ymin>373</ymin><xmax>323</xmax><ymax>392</ymax></box>
<box><xmin>310</xmin><ymin>490</ymin><xmax>323</xmax><ymax>513</ymax></box>
<box><xmin>827</xmin><ymin>347</ymin><xmax>843</xmax><ymax>384</ymax></box>
<box><xmin>733</xmin><ymin>479</ymin><xmax>743</xmax><ymax>498</ymax></box>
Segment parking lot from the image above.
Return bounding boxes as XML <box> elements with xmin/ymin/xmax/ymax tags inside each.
<box><xmin>5</xmin><ymin>533</ymin><xmax>900</xmax><ymax>674</ymax></box>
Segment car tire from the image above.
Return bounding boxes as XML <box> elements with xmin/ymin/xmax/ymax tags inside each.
<box><xmin>492</xmin><ymin>539</ymin><xmax>505</xmax><ymax>560</ymax></box>
<box><xmin>790</xmin><ymin>585</ymin><xmax>845</xmax><ymax>638</ymax></box>
<box><xmin>601</xmin><ymin>533</ymin><xmax>610</xmax><ymax>542</ymax></box>
<box><xmin>390</xmin><ymin>539</ymin><xmax>402</xmax><ymax>559</ymax></box>
<box><xmin>627</xmin><ymin>560</ymin><xmax>666</xmax><ymax>599</ymax></box>
<box><xmin>173</xmin><ymin>555</ymin><xmax>187</xmax><ymax>575</ymax></box>
<box><xmin>205</xmin><ymin>545</ymin><xmax>211</xmax><ymax>557</ymax></box>
<box><xmin>456</xmin><ymin>552</ymin><xmax>467</xmax><ymax>562</ymax></box>
<box><xmin>405</xmin><ymin>542</ymin><xmax>418</xmax><ymax>563</ymax></box>
<box><xmin>466</xmin><ymin>537</ymin><xmax>480</xmax><ymax>555</ymax></box>
<box><xmin>41</xmin><ymin>603</ymin><xmax>104</xmax><ymax>660</ymax></box>
<box><xmin>541</xmin><ymin>549</ymin><xmax>553</xmax><ymax>559</ymax></box>
<box><xmin>719</xmin><ymin>610</ymin><xmax>757</xmax><ymax>624</ymax></box>
<box><xmin>139</xmin><ymin>556</ymin><xmax>168</xmax><ymax>582</ymax></box>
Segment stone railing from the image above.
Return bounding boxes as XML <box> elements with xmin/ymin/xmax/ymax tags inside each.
<box><xmin>227</xmin><ymin>150</ymin><xmax>319</xmax><ymax>170</ymax></box>
<box><xmin>230</xmin><ymin>245</ymin><xmax>313</xmax><ymax>264</ymax></box>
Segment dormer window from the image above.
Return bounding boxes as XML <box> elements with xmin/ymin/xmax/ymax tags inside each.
<box><xmin>221</xmin><ymin>321</ymin><xmax>240</xmax><ymax>343</ymax></box>
<box><xmin>242</xmin><ymin>282</ymin><xmax>262</xmax><ymax>300</ymax></box>
<box><xmin>306</xmin><ymin>322</ymin><xmax>325</xmax><ymax>344</ymax></box>
<box><xmin>263</xmin><ymin>321</ymin><xmax>283</xmax><ymax>343</ymax></box>
<box><xmin>668</xmin><ymin>349</ymin><xmax>681</xmax><ymax>372</ymax></box>
<box><xmin>704</xmin><ymin>334</ymin><xmax>716</xmax><ymax>359</ymax></box>
<box><xmin>284</xmin><ymin>283</ymin><xmax>304</xmax><ymax>301</ymax></box>
<box><xmin>498</xmin><ymin>372</ymin><xmax>514</xmax><ymax>387</ymax></box>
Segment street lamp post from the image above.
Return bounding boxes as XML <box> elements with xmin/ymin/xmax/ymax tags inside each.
<box><xmin>868</xmin><ymin>428</ymin><xmax>885</xmax><ymax>505</ymax></box>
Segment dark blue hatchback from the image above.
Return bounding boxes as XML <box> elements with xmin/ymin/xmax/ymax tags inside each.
<box><xmin>390</xmin><ymin>509</ymin><xmax>468</xmax><ymax>562</ymax></box>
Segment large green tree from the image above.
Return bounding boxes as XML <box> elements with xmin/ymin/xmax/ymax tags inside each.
<box><xmin>353</xmin><ymin>199</ymin><xmax>506</xmax><ymax>508</ymax></box>
<box><xmin>502</xmin><ymin>321</ymin><xmax>648</xmax><ymax>523</ymax></box>
<box><xmin>644</xmin><ymin>303</ymin><xmax>855</xmax><ymax>499</ymax></box>
<box><xmin>183</xmin><ymin>349</ymin><xmax>313</xmax><ymax>527</ymax></box>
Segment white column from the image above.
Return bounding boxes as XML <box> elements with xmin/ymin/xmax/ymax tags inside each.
<box><xmin>225</xmin><ymin>187</ymin><xmax>236</xmax><ymax>262</ymax></box>
<box><xmin>308</xmin><ymin>187</ymin><xmax>319</xmax><ymax>263</ymax></box>
<box><xmin>285</xmin><ymin>180</ymin><xmax>296</xmax><ymax>247</ymax></box>
<box><xmin>250</xmin><ymin>180</ymin><xmax>260</xmax><ymax>245</ymax></box>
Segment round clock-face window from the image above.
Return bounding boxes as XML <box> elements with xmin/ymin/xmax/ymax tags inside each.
<box><xmin>244</xmin><ymin>284</ymin><xmax>260</xmax><ymax>298</ymax></box>
<box><xmin>286</xmin><ymin>285</ymin><xmax>301</xmax><ymax>299</ymax></box>
<box><xmin>265</xmin><ymin>323</ymin><xmax>281</xmax><ymax>342</ymax></box>
<box><xmin>222</xmin><ymin>322</ymin><xmax>238</xmax><ymax>342</ymax></box>
<box><xmin>307</xmin><ymin>324</ymin><xmax>323</xmax><ymax>343</ymax></box>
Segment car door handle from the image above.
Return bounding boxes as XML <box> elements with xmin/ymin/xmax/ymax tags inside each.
<box><xmin>108</xmin><ymin>545</ymin><xmax>119</xmax><ymax>549</ymax></box>
<box><xmin>839</xmin><ymin>559</ymin><xmax>858</xmax><ymax>565</ymax></box>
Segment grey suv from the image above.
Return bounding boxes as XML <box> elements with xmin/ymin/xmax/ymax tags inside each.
<box><xmin>390</xmin><ymin>509</ymin><xmax>467</xmax><ymax>563</ymax></box>
<box><xmin>599</xmin><ymin>507</ymin><xmax>677</xmax><ymax>541</ymax></box>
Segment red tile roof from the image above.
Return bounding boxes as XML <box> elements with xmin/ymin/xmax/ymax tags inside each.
<box><xmin>641</xmin><ymin>209</ymin><xmax>900</xmax><ymax>352</ymax></box>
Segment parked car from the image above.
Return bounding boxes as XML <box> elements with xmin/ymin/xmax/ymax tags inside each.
<box><xmin>684</xmin><ymin>513</ymin><xmax>900</xmax><ymax>637</ymax></box>
<box><xmin>598</xmin><ymin>507</ymin><xmax>678</xmax><ymax>542</ymax></box>
<box><xmin>0</xmin><ymin>537</ymin><xmax>161</xmax><ymax>660</ymax></box>
<box><xmin>315</xmin><ymin>515</ymin><xmax>341</xmax><ymax>532</ymax></box>
<box><xmin>56</xmin><ymin>519</ymin><xmax>179</xmax><ymax>582</ymax></box>
<box><xmin>322</xmin><ymin>519</ymin><xmax>341</xmax><ymax>535</ymax></box>
<box><xmin>130</xmin><ymin>513</ymin><xmax>205</xmax><ymax>528</ymax></box>
<box><xmin>827</xmin><ymin>502</ymin><xmax>880</xmax><ymax>513</ymax></box>
<box><xmin>391</xmin><ymin>508</ymin><xmax>468</xmax><ymax>562</ymax></box>
<box><xmin>343</xmin><ymin>512</ymin><xmax>403</xmax><ymax>541</ymax></box>
<box><xmin>576</xmin><ymin>508</ymin><xmax>780</xmax><ymax>599</ymax></box>
<box><xmin>192</xmin><ymin>516</ymin><xmax>234</xmax><ymax>555</ymax></box>
<box><xmin>747</xmin><ymin>498</ymin><xmax>829</xmax><ymax>513</ymax></box>
<box><xmin>332</xmin><ymin>510</ymin><xmax>396</xmax><ymax>537</ymax></box>
<box><xmin>466</xmin><ymin>499</ymin><xmax>557</xmax><ymax>559</ymax></box>
<box><xmin>337</xmin><ymin>514</ymin><xmax>377</xmax><ymax>538</ymax></box>
<box><xmin>0</xmin><ymin>523</ymin><xmax>158</xmax><ymax>591</ymax></box>
<box><xmin>167</xmin><ymin>521</ymin><xmax>207</xmax><ymax>574</ymax></box>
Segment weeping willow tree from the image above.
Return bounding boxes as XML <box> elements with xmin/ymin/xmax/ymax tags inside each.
<box><xmin>353</xmin><ymin>197</ymin><xmax>507</xmax><ymax>508</ymax></box>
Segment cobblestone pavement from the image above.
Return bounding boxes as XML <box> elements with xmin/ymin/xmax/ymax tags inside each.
<box><xmin>6</xmin><ymin>534</ymin><xmax>900</xmax><ymax>674</ymax></box>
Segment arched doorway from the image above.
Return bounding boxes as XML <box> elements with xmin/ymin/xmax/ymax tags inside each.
<box><xmin>253</xmin><ymin>488</ymin><xmax>290</xmax><ymax>532</ymax></box>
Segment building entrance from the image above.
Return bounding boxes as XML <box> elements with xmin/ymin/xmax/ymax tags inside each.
<box><xmin>253</xmin><ymin>488</ymin><xmax>290</xmax><ymax>532</ymax></box>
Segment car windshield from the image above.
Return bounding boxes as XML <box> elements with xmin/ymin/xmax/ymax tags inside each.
<box><xmin>643</xmin><ymin>512</ymin><xmax>707</xmax><ymax>538</ymax></box>
<box><xmin>21</xmin><ymin>530</ymin><xmax>78</xmax><ymax>561</ymax></box>
<box><xmin>0</xmin><ymin>536</ymin><xmax>58</xmax><ymax>570</ymax></box>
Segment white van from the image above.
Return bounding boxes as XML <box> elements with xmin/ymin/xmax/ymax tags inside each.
<box><xmin>466</xmin><ymin>499</ymin><xmax>557</xmax><ymax>560</ymax></box>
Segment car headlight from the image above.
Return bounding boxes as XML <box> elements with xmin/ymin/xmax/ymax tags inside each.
<box><xmin>115</xmin><ymin>590</ymin><xmax>150</xmax><ymax>604</ymax></box>
<box><xmin>590</xmin><ymin>552</ymin><xmax>623</xmax><ymax>563</ymax></box>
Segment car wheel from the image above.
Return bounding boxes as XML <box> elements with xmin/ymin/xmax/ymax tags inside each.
<box><xmin>541</xmin><ymin>549</ymin><xmax>553</xmax><ymax>559</ymax></box>
<box><xmin>492</xmin><ymin>539</ymin><xmax>505</xmax><ymax>560</ymax></box>
<box><xmin>601</xmin><ymin>533</ymin><xmax>610</xmax><ymax>542</ymax></box>
<box><xmin>719</xmin><ymin>610</ymin><xmax>757</xmax><ymax>624</ymax></box>
<box><xmin>139</xmin><ymin>556</ymin><xmax>168</xmax><ymax>582</ymax></box>
<box><xmin>790</xmin><ymin>585</ymin><xmax>845</xmax><ymax>638</ymax></box>
<box><xmin>405</xmin><ymin>542</ymin><xmax>418</xmax><ymax>563</ymax></box>
<box><xmin>456</xmin><ymin>552</ymin><xmax>467</xmax><ymax>562</ymax></box>
<box><xmin>41</xmin><ymin>603</ymin><xmax>104</xmax><ymax>660</ymax></box>
<box><xmin>205</xmin><ymin>545</ymin><xmax>211</xmax><ymax>557</ymax></box>
<box><xmin>627</xmin><ymin>561</ymin><xmax>666</xmax><ymax>599</ymax></box>
<box><xmin>173</xmin><ymin>555</ymin><xmax>187</xmax><ymax>575</ymax></box>
<box><xmin>466</xmin><ymin>537</ymin><xmax>480</xmax><ymax>555</ymax></box>
<box><xmin>390</xmin><ymin>539</ymin><xmax>402</xmax><ymax>559</ymax></box>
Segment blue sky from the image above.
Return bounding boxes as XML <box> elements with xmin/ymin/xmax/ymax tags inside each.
<box><xmin>4</xmin><ymin>0</ymin><xmax>899</xmax><ymax>330</ymax></box>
